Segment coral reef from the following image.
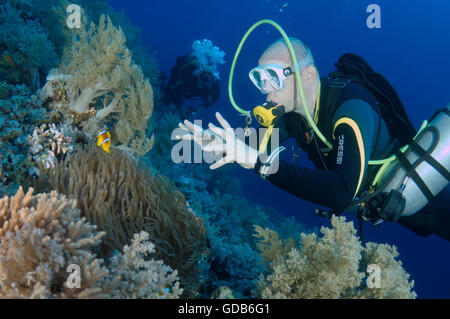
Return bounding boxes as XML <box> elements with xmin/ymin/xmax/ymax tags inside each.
<box><xmin>27</xmin><ymin>123</ymin><xmax>75</xmax><ymax>169</ymax></box>
<box><xmin>6</xmin><ymin>0</ymin><xmax>160</xmax><ymax>86</ymax></box>
<box><xmin>0</xmin><ymin>81</ymin><xmax>51</xmax><ymax>197</ymax></box>
<box><xmin>106</xmin><ymin>231</ymin><xmax>183</xmax><ymax>299</ymax></box>
<box><xmin>36</xmin><ymin>145</ymin><xmax>207</xmax><ymax>297</ymax></box>
<box><xmin>0</xmin><ymin>0</ymin><xmax>162</xmax><ymax>200</ymax></box>
<box><xmin>52</xmin><ymin>14</ymin><xmax>154</xmax><ymax>156</ymax></box>
<box><xmin>0</xmin><ymin>3</ymin><xmax>58</xmax><ymax>87</ymax></box>
<box><xmin>198</xmin><ymin>191</ymin><xmax>269</xmax><ymax>297</ymax></box>
<box><xmin>357</xmin><ymin>242</ymin><xmax>417</xmax><ymax>299</ymax></box>
<box><xmin>254</xmin><ymin>216</ymin><xmax>417</xmax><ymax>299</ymax></box>
<box><xmin>0</xmin><ymin>187</ymin><xmax>183</xmax><ymax>298</ymax></box>
<box><xmin>0</xmin><ymin>186</ymin><xmax>106</xmax><ymax>298</ymax></box>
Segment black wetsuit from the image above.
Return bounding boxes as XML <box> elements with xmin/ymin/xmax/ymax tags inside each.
<box><xmin>257</xmin><ymin>80</ymin><xmax>450</xmax><ymax>241</ymax></box>
<box><xmin>162</xmin><ymin>53</ymin><xmax>220</xmax><ymax>111</ymax></box>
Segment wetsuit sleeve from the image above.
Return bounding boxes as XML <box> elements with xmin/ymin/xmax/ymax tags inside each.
<box><xmin>262</xmin><ymin>99</ymin><xmax>378</xmax><ymax>212</ymax></box>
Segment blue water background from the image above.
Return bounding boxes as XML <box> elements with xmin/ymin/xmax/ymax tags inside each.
<box><xmin>108</xmin><ymin>0</ymin><xmax>450</xmax><ymax>298</ymax></box>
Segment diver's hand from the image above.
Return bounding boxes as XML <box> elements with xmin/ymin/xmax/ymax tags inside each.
<box><xmin>204</xmin><ymin>112</ymin><xmax>259</xmax><ymax>170</ymax></box>
<box><xmin>177</xmin><ymin>119</ymin><xmax>215</xmax><ymax>146</ymax></box>
<box><xmin>176</xmin><ymin>119</ymin><xmax>222</xmax><ymax>153</ymax></box>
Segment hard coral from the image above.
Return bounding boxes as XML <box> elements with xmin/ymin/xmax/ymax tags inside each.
<box><xmin>357</xmin><ymin>242</ymin><xmax>417</xmax><ymax>299</ymax></box>
<box><xmin>37</xmin><ymin>145</ymin><xmax>207</xmax><ymax>297</ymax></box>
<box><xmin>0</xmin><ymin>187</ymin><xmax>107</xmax><ymax>298</ymax></box>
<box><xmin>0</xmin><ymin>187</ymin><xmax>184</xmax><ymax>299</ymax></box>
<box><xmin>106</xmin><ymin>231</ymin><xmax>183</xmax><ymax>299</ymax></box>
<box><xmin>254</xmin><ymin>216</ymin><xmax>417</xmax><ymax>299</ymax></box>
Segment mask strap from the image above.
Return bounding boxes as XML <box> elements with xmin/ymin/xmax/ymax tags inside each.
<box><xmin>292</xmin><ymin>62</ymin><xmax>301</xmax><ymax>73</ymax></box>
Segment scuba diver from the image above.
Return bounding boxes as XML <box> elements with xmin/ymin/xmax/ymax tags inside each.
<box><xmin>161</xmin><ymin>39</ymin><xmax>225</xmax><ymax>118</ymax></box>
<box><xmin>176</xmin><ymin>36</ymin><xmax>449</xmax><ymax>242</ymax></box>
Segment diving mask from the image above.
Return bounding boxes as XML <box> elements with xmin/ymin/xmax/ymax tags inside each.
<box><xmin>249</xmin><ymin>63</ymin><xmax>293</xmax><ymax>94</ymax></box>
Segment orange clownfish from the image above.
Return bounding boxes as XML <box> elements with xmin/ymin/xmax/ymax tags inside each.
<box><xmin>97</xmin><ymin>130</ymin><xmax>111</xmax><ymax>153</ymax></box>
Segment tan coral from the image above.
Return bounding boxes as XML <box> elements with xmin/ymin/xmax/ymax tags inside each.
<box><xmin>356</xmin><ymin>242</ymin><xmax>417</xmax><ymax>299</ymax></box>
<box><xmin>56</xmin><ymin>14</ymin><xmax>154</xmax><ymax>156</ymax></box>
<box><xmin>105</xmin><ymin>231</ymin><xmax>183</xmax><ymax>299</ymax></box>
<box><xmin>254</xmin><ymin>216</ymin><xmax>417</xmax><ymax>299</ymax></box>
<box><xmin>37</xmin><ymin>145</ymin><xmax>207</xmax><ymax>297</ymax></box>
<box><xmin>211</xmin><ymin>286</ymin><xmax>236</xmax><ymax>299</ymax></box>
<box><xmin>0</xmin><ymin>187</ymin><xmax>108</xmax><ymax>298</ymax></box>
<box><xmin>0</xmin><ymin>187</ymin><xmax>185</xmax><ymax>299</ymax></box>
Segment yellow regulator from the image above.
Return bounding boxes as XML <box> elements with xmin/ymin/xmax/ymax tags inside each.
<box><xmin>252</xmin><ymin>102</ymin><xmax>285</xmax><ymax>127</ymax></box>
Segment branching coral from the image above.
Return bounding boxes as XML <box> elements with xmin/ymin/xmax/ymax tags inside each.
<box><xmin>55</xmin><ymin>14</ymin><xmax>154</xmax><ymax>156</ymax></box>
<box><xmin>106</xmin><ymin>231</ymin><xmax>183</xmax><ymax>299</ymax></box>
<box><xmin>37</xmin><ymin>145</ymin><xmax>207</xmax><ymax>297</ymax></box>
<box><xmin>0</xmin><ymin>187</ymin><xmax>184</xmax><ymax>299</ymax></box>
<box><xmin>356</xmin><ymin>242</ymin><xmax>416</xmax><ymax>299</ymax></box>
<box><xmin>254</xmin><ymin>216</ymin><xmax>417</xmax><ymax>299</ymax></box>
<box><xmin>0</xmin><ymin>186</ymin><xmax>107</xmax><ymax>298</ymax></box>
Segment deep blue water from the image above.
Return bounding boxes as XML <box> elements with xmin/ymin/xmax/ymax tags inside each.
<box><xmin>108</xmin><ymin>0</ymin><xmax>450</xmax><ymax>298</ymax></box>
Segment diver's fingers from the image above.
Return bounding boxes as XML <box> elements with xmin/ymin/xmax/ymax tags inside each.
<box><xmin>203</xmin><ymin>142</ymin><xmax>226</xmax><ymax>153</ymax></box>
<box><xmin>180</xmin><ymin>122</ymin><xmax>215</xmax><ymax>142</ymax></box>
<box><xmin>188</xmin><ymin>122</ymin><xmax>207</xmax><ymax>138</ymax></box>
<box><xmin>178</xmin><ymin>123</ymin><xmax>195</xmax><ymax>136</ymax></box>
<box><xmin>210</xmin><ymin>156</ymin><xmax>231</xmax><ymax>170</ymax></box>
<box><xmin>215</xmin><ymin>112</ymin><xmax>232</xmax><ymax>130</ymax></box>
<box><xmin>177</xmin><ymin>124</ymin><xmax>192</xmax><ymax>137</ymax></box>
<box><xmin>178</xmin><ymin>122</ymin><xmax>189</xmax><ymax>131</ymax></box>
<box><xmin>174</xmin><ymin>134</ymin><xmax>194</xmax><ymax>141</ymax></box>
<box><xmin>203</xmin><ymin>128</ymin><xmax>214</xmax><ymax>140</ymax></box>
<box><xmin>183</xmin><ymin>119</ymin><xmax>194</xmax><ymax>128</ymax></box>
<box><xmin>208</xmin><ymin>123</ymin><xmax>227</xmax><ymax>140</ymax></box>
<box><xmin>183</xmin><ymin>120</ymin><xmax>218</xmax><ymax>141</ymax></box>
<box><xmin>183</xmin><ymin>120</ymin><xmax>201</xmax><ymax>133</ymax></box>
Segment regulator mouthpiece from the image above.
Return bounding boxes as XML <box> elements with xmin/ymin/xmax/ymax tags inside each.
<box><xmin>253</xmin><ymin>101</ymin><xmax>285</xmax><ymax>127</ymax></box>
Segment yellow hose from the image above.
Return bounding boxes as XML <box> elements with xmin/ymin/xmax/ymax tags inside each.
<box><xmin>371</xmin><ymin>120</ymin><xmax>429</xmax><ymax>186</ymax></box>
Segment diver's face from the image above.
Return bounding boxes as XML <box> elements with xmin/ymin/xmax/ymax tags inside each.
<box><xmin>258</xmin><ymin>41</ymin><xmax>318</xmax><ymax>117</ymax></box>
<box><xmin>258</xmin><ymin>58</ymin><xmax>317</xmax><ymax>117</ymax></box>
<box><xmin>257</xmin><ymin>58</ymin><xmax>297</xmax><ymax>113</ymax></box>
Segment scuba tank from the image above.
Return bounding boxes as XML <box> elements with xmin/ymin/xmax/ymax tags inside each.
<box><xmin>313</xmin><ymin>53</ymin><xmax>449</xmax><ymax>225</ymax></box>
<box><xmin>374</xmin><ymin>105</ymin><xmax>450</xmax><ymax>217</ymax></box>
<box><xmin>315</xmin><ymin>105</ymin><xmax>450</xmax><ymax>226</ymax></box>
